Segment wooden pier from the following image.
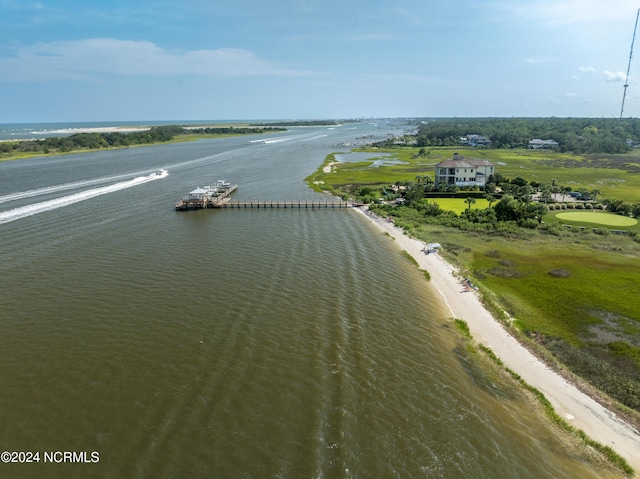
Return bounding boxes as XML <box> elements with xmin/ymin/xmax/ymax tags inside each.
<box><xmin>219</xmin><ymin>200</ymin><xmax>359</xmax><ymax>209</ymax></box>
<box><xmin>176</xmin><ymin>198</ymin><xmax>362</xmax><ymax>211</ymax></box>
<box><xmin>176</xmin><ymin>181</ymin><xmax>362</xmax><ymax>211</ymax></box>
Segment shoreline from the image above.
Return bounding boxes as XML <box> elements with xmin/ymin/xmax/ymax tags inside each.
<box><xmin>353</xmin><ymin>205</ymin><xmax>640</xmax><ymax>473</ymax></box>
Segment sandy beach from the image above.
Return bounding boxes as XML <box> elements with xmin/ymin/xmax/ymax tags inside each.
<box><xmin>34</xmin><ymin>126</ymin><xmax>152</xmax><ymax>135</ymax></box>
<box><xmin>353</xmin><ymin>206</ymin><xmax>640</xmax><ymax>473</ymax></box>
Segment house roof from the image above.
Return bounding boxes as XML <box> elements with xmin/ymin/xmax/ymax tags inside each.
<box><xmin>435</xmin><ymin>155</ymin><xmax>494</xmax><ymax>168</ymax></box>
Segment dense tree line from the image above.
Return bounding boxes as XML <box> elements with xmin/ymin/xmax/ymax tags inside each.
<box><xmin>410</xmin><ymin>117</ymin><xmax>640</xmax><ymax>154</ymax></box>
<box><xmin>0</xmin><ymin>125</ymin><xmax>286</xmax><ymax>156</ymax></box>
<box><xmin>190</xmin><ymin>126</ymin><xmax>285</xmax><ymax>135</ymax></box>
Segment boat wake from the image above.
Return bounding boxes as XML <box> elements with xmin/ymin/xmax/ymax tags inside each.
<box><xmin>0</xmin><ymin>170</ymin><xmax>168</xmax><ymax>225</ymax></box>
<box><xmin>248</xmin><ymin>132</ymin><xmax>328</xmax><ymax>145</ymax></box>
<box><xmin>0</xmin><ymin>169</ymin><xmax>167</xmax><ymax>205</ymax></box>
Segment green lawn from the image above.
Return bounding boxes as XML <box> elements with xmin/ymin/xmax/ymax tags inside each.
<box><xmin>431</xmin><ymin>198</ymin><xmax>490</xmax><ymax>214</ymax></box>
<box><xmin>554</xmin><ymin>211</ymin><xmax>638</xmax><ymax>227</ymax></box>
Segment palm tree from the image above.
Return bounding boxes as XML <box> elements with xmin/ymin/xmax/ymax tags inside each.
<box><xmin>465</xmin><ymin>197</ymin><xmax>476</xmax><ymax>211</ymax></box>
<box><xmin>485</xmin><ymin>194</ymin><xmax>496</xmax><ymax>208</ymax></box>
<box><xmin>539</xmin><ymin>185</ymin><xmax>553</xmax><ymax>204</ymax></box>
<box><xmin>423</xmin><ymin>175</ymin><xmax>434</xmax><ymax>192</ymax></box>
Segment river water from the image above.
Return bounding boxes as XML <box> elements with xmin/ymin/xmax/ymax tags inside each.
<box><xmin>0</xmin><ymin>122</ymin><xmax>613</xmax><ymax>478</ymax></box>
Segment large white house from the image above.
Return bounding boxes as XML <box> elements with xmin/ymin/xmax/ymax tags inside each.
<box><xmin>434</xmin><ymin>153</ymin><xmax>495</xmax><ymax>187</ymax></box>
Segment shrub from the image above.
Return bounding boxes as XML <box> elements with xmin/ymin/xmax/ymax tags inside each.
<box><xmin>585</xmin><ymin>203</ymin><xmax>593</xmax><ymax>209</ymax></box>
<box><xmin>566</xmin><ymin>203</ymin><xmax>575</xmax><ymax>209</ymax></box>
<box><xmin>575</xmin><ymin>202</ymin><xmax>584</xmax><ymax>209</ymax></box>
<box><xmin>453</xmin><ymin>318</ymin><xmax>471</xmax><ymax>338</ymax></box>
<box><xmin>519</xmin><ymin>218</ymin><xmax>539</xmax><ymax>229</ymax></box>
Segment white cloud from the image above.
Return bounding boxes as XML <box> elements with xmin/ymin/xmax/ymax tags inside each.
<box><xmin>578</xmin><ymin>66</ymin><xmax>597</xmax><ymax>73</ymax></box>
<box><xmin>0</xmin><ymin>38</ymin><xmax>319</xmax><ymax>82</ymax></box>
<box><xmin>603</xmin><ymin>70</ymin><xmax>627</xmax><ymax>82</ymax></box>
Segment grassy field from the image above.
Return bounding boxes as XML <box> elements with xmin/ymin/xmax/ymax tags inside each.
<box><xmin>308</xmin><ymin>149</ymin><xmax>439</xmax><ymax>190</ymax></box>
<box><xmin>308</xmin><ymin>147</ymin><xmax>640</xmax><ymax>204</ymax></box>
<box><xmin>449</xmin><ymin>148</ymin><xmax>640</xmax><ymax>203</ymax></box>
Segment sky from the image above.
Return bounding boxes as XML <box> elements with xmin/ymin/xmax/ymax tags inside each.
<box><xmin>1</xmin><ymin>0</ymin><xmax>640</xmax><ymax>122</ymax></box>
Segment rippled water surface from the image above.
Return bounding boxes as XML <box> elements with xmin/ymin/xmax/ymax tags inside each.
<box><xmin>0</xmin><ymin>123</ymin><xmax>614</xmax><ymax>478</ymax></box>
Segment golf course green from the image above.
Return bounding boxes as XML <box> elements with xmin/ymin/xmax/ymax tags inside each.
<box><xmin>555</xmin><ymin>211</ymin><xmax>638</xmax><ymax>227</ymax></box>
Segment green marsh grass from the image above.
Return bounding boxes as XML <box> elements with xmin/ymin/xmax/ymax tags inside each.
<box><xmin>310</xmin><ymin>146</ymin><xmax>640</xmax><ymax>203</ymax></box>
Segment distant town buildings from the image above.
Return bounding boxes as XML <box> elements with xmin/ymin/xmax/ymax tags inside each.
<box><xmin>434</xmin><ymin>153</ymin><xmax>495</xmax><ymax>187</ymax></box>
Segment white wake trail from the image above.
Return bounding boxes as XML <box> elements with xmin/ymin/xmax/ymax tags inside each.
<box><xmin>0</xmin><ymin>174</ymin><xmax>132</xmax><ymax>204</ymax></box>
<box><xmin>0</xmin><ymin>170</ymin><xmax>168</xmax><ymax>225</ymax></box>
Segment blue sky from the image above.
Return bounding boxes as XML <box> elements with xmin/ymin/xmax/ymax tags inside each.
<box><xmin>1</xmin><ymin>0</ymin><xmax>640</xmax><ymax>122</ymax></box>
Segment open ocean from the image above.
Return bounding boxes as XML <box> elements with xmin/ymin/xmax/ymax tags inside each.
<box><xmin>0</xmin><ymin>120</ymin><xmax>615</xmax><ymax>478</ymax></box>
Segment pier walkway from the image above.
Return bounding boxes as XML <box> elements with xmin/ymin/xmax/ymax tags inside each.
<box><xmin>175</xmin><ymin>180</ymin><xmax>363</xmax><ymax>211</ymax></box>
<box><xmin>176</xmin><ymin>199</ymin><xmax>362</xmax><ymax>211</ymax></box>
<box><xmin>219</xmin><ymin>200</ymin><xmax>361</xmax><ymax>209</ymax></box>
